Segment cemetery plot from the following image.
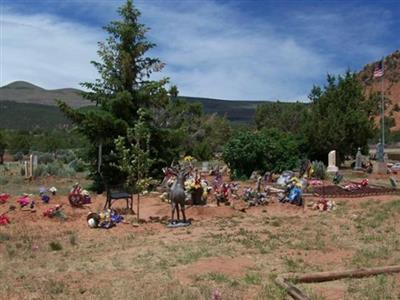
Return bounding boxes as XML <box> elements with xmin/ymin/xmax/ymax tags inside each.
<box><xmin>313</xmin><ymin>185</ymin><xmax>400</xmax><ymax>198</ymax></box>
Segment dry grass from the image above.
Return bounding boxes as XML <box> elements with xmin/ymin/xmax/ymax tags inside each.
<box><xmin>1</xmin><ymin>175</ymin><xmax>400</xmax><ymax>299</ymax></box>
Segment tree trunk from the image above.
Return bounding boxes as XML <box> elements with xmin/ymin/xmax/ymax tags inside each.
<box><xmin>137</xmin><ymin>193</ymin><xmax>140</xmax><ymax>223</ymax></box>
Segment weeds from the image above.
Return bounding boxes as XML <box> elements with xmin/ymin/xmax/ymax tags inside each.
<box><xmin>69</xmin><ymin>233</ymin><xmax>78</xmax><ymax>246</ymax></box>
<box><xmin>0</xmin><ymin>232</ymin><xmax>11</xmax><ymax>242</ymax></box>
<box><xmin>49</xmin><ymin>241</ymin><xmax>63</xmax><ymax>251</ymax></box>
<box><xmin>243</xmin><ymin>271</ymin><xmax>262</xmax><ymax>285</ymax></box>
<box><xmin>255</xmin><ymin>274</ymin><xmax>287</xmax><ymax>300</ymax></box>
<box><xmin>345</xmin><ymin>274</ymin><xmax>398</xmax><ymax>300</ymax></box>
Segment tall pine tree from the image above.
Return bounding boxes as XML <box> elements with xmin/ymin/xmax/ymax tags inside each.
<box><xmin>303</xmin><ymin>72</ymin><xmax>374</xmax><ymax>164</ymax></box>
<box><xmin>58</xmin><ymin>0</ymin><xmax>177</xmax><ymax>191</ymax></box>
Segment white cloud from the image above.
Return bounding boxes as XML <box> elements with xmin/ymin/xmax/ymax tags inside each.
<box><xmin>137</xmin><ymin>1</ymin><xmax>333</xmax><ymax>101</ymax></box>
<box><xmin>1</xmin><ymin>9</ymin><xmax>102</xmax><ymax>89</ymax></box>
<box><xmin>0</xmin><ymin>0</ymin><xmax>394</xmax><ymax>101</ymax></box>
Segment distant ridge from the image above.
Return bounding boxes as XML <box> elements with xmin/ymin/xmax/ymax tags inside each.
<box><xmin>0</xmin><ymin>81</ymin><xmax>88</xmax><ymax>108</ymax></box>
<box><xmin>1</xmin><ymin>81</ymin><xmax>297</xmax><ymax>125</ymax></box>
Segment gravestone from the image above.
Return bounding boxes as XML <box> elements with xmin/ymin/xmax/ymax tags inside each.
<box><xmin>24</xmin><ymin>161</ymin><xmax>29</xmax><ymax>179</ymax></box>
<box><xmin>33</xmin><ymin>155</ymin><xmax>38</xmax><ymax>169</ymax></box>
<box><xmin>29</xmin><ymin>155</ymin><xmax>34</xmax><ymax>178</ymax></box>
<box><xmin>201</xmin><ymin>161</ymin><xmax>209</xmax><ymax>172</ymax></box>
<box><xmin>327</xmin><ymin>150</ymin><xmax>338</xmax><ymax>173</ymax></box>
<box><xmin>354</xmin><ymin>148</ymin><xmax>363</xmax><ymax>171</ymax></box>
<box><xmin>374</xmin><ymin>140</ymin><xmax>387</xmax><ymax>174</ymax></box>
<box><xmin>326</xmin><ymin>150</ymin><xmax>339</xmax><ymax>173</ymax></box>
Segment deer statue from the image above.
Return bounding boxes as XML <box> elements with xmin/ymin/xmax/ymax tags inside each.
<box><xmin>168</xmin><ymin>163</ymin><xmax>191</xmax><ymax>224</ymax></box>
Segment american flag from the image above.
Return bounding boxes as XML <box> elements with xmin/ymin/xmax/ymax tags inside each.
<box><xmin>373</xmin><ymin>60</ymin><xmax>384</xmax><ymax>78</ymax></box>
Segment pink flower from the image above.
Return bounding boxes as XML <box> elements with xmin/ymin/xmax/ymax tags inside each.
<box><xmin>18</xmin><ymin>196</ymin><xmax>30</xmax><ymax>207</ymax></box>
<box><xmin>212</xmin><ymin>289</ymin><xmax>222</xmax><ymax>300</ymax></box>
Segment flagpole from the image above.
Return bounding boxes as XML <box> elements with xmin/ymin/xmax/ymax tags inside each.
<box><xmin>381</xmin><ymin>56</ymin><xmax>385</xmax><ymax>157</ymax></box>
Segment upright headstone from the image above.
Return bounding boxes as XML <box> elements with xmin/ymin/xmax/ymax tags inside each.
<box><xmin>33</xmin><ymin>155</ymin><xmax>38</xmax><ymax>169</ymax></box>
<box><xmin>354</xmin><ymin>147</ymin><xmax>363</xmax><ymax>171</ymax></box>
<box><xmin>374</xmin><ymin>140</ymin><xmax>387</xmax><ymax>174</ymax></box>
<box><xmin>24</xmin><ymin>161</ymin><xmax>29</xmax><ymax>179</ymax></box>
<box><xmin>29</xmin><ymin>155</ymin><xmax>34</xmax><ymax>178</ymax></box>
<box><xmin>327</xmin><ymin>150</ymin><xmax>338</xmax><ymax>173</ymax></box>
<box><xmin>201</xmin><ymin>161</ymin><xmax>209</xmax><ymax>172</ymax></box>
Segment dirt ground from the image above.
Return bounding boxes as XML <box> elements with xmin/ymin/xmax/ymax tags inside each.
<box><xmin>1</xmin><ymin>175</ymin><xmax>400</xmax><ymax>299</ymax></box>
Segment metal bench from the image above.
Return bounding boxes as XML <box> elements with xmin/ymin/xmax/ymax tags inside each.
<box><xmin>104</xmin><ymin>185</ymin><xmax>133</xmax><ymax>211</ymax></box>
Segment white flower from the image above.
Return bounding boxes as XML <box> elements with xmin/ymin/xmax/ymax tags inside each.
<box><xmin>49</xmin><ymin>187</ymin><xmax>57</xmax><ymax>193</ymax></box>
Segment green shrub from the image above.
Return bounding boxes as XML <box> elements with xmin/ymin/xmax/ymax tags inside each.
<box><xmin>69</xmin><ymin>159</ymin><xmax>87</xmax><ymax>172</ymax></box>
<box><xmin>13</xmin><ymin>152</ymin><xmax>23</xmax><ymax>161</ymax></box>
<box><xmin>33</xmin><ymin>161</ymin><xmax>76</xmax><ymax>178</ymax></box>
<box><xmin>33</xmin><ymin>164</ymin><xmax>47</xmax><ymax>177</ymax></box>
<box><xmin>49</xmin><ymin>241</ymin><xmax>63</xmax><ymax>251</ymax></box>
<box><xmin>56</xmin><ymin>165</ymin><xmax>76</xmax><ymax>177</ymax></box>
<box><xmin>38</xmin><ymin>153</ymin><xmax>55</xmax><ymax>164</ymax></box>
<box><xmin>223</xmin><ymin>128</ymin><xmax>299</xmax><ymax>178</ymax></box>
<box><xmin>312</xmin><ymin>161</ymin><xmax>326</xmax><ymax>179</ymax></box>
<box><xmin>56</xmin><ymin>150</ymin><xmax>76</xmax><ymax>164</ymax></box>
<box><xmin>193</xmin><ymin>141</ymin><xmax>213</xmax><ymax>161</ymax></box>
<box><xmin>0</xmin><ymin>175</ymin><xmax>9</xmax><ymax>185</ymax></box>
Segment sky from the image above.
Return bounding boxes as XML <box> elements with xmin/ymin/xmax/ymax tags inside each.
<box><xmin>1</xmin><ymin>0</ymin><xmax>399</xmax><ymax>101</ymax></box>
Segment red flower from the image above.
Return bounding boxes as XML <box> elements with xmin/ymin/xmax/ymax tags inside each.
<box><xmin>0</xmin><ymin>193</ymin><xmax>10</xmax><ymax>204</ymax></box>
<box><xmin>0</xmin><ymin>214</ymin><xmax>10</xmax><ymax>225</ymax></box>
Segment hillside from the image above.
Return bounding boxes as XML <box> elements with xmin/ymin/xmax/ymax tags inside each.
<box><xmin>0</xmin><ymin>81</ymin><xmax>88</xmax><ymax>108</ymax></box>
<box><xmin>0</xmin><ymin>100</ymin><xmax>71</xmax><ymax>130</ymax></box>
<box><xmin>359</xmin><ymin>50</ymin><xmax>400</xmax><ymax>130</ymax></box>
<box><xmin>0</xmin><ymin>81</ymin><xmax>297</xmax><ymax>128</ymax></box>
<box><xmin>180</xmin><ymin>96</ymin><xmax>268</xmax><ymax>123</ymax></box>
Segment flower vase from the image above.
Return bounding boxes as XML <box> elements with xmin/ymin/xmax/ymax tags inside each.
<box><xmin>191</xmin><ymin>187</ymin><xmax>204</xmax><ymax>205</ymax></box>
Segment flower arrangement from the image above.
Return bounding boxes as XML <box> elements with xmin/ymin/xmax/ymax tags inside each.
<box><xmin>49</xmin><ymin>187</ymin><xmax>57</xmax><ymax>195</ymax></box>
<box><xmin>43</xmin><ymin>204</ymin><xmax>66</xmax><ymax>219</ymax></box>
<box><xmin>18</xmin><ymin>194</ymin><xmax>31</xmax><ymax>208</ymax></box>
<box><xmin>183</xmin><ymin>155</ymin><xmax>195</xmax><ymax>162</ymax></box>
<box><xmin>39</xmin><ymin>187</ymin><xmax>50</xmax><ymax>204</ymax></box>
<box><xmin>68</xmin><ymin>183</ymin><xmax>91</xmax><ymax>206</ymax></box>
<box><xmin>185</xmin><ymin>178</ymin><xmax>202</xmax><ymax>193</ymax></box>
<box><xmin>0</xmin><ymin>214</ymin><xmax>10</xmax><ymax>225</ymax></box>
<box><xmin>87</xmin><ymin>209</ymin><xmax>123</xmax><ymax>229</ymax></box>
<box><xmin>0</xmin><ymin>193</ymin><xmax>10</xmax><ymax>204</ymax></box>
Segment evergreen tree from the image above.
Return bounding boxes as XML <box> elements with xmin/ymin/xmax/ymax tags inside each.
<box><xmin>303</xmin><ymin>72</ymin><xmax>374</xmax><ymax>164</ymax></box>
<box><xmin>58</xmin><ymin>0</ymin><xmax>173</xmax><ymax>191</ymax></box>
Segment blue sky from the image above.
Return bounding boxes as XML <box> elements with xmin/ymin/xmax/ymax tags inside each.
<box><xmin>1</xmin><ymin>0</ymin><xmax>399</xmax><ymax>101</ymax></box>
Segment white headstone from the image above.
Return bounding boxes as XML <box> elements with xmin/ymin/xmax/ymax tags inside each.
<box><xmin>24</xmin><ymin>161</ymin><xmax>29</xmax><ymax>178</ymax></box>
<box><xmin>29</xmin><ymin>155</ymin><xmax>34</xmax><ymax>178</ymax></box>
<box><xmin>327</xmin><ymin>150</ymin><xmax>338</xmax><ymax>173</ymax></box>
<box><xmin>33</xmin><ymin>155</ymin><xmax>38</xmax><ymax>169</ymax></box>
<box><xmin>354</xmin><ymin>148</ymin><xmax>363</xmax><ymax>171</ymax></box>
<box><xmin>201</xmin><ymin>161</ymin><xmax>209</xmax><ymax>172</ymax></box>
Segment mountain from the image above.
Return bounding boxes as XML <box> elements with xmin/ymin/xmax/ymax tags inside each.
<box><xmin>0</xmin><ymin>81</ymin><xmax>88</xmax><ymax>108</ymax></box>
<box><xmin>0</xmin><ymin>100</ymin><xmax>70</xmax><ymax>130</ymax></box>
<box><xmin>359</xmin><ymin>50</ymin><xmax>400</xmax><ymax>130</ymax></box>
<box><xmin>0</xmin><ymin>81</ymin><xmax>298</xmax><ymax>128</ymax></box>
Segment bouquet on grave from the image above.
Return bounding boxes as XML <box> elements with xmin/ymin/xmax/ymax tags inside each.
<box><xmin>0</xmin><ymin>193</ymin><xmax>10</xmax><ymax>204</ymax></box>
<box><xmin>0</xmin><ymin>214</ymin><xmax>10</xmax><ymax>225</ymax></box>
<box><xmin>68</xmin><ymin>183</ymin><xmax>91</xmax><ymax>207</ymax></box>
<box><xmin>43</xmin><ymin>204</ymin><xmax>66</xmax><ymax>220</ymax></box>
